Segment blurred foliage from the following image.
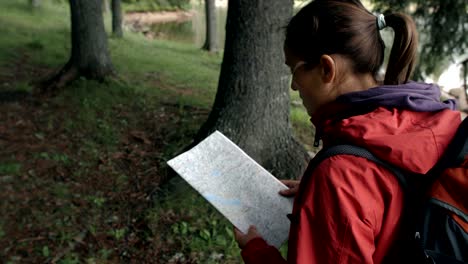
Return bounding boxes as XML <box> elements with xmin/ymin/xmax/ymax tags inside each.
<box><xmin>370</xmin><ymin>0</ymin><xmax>468</xmax><ymax>80</ymax></box>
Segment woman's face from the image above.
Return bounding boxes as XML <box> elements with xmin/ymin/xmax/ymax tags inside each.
<box><xmin>284</xmin><ymin>48</ymin><xmax>335</xmax><ymax>116</ymax></box>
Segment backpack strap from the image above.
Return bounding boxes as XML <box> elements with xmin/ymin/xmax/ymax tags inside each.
<box><xmin>452</xmin><ymin>118</ymin><xmax>468</xmax><ymax>165</ymax></box>
<box><xmin>429</xmin><ymin>117</ymin><xmax>468</xmax><ymax>178</ymax></box>
<box><xmin>310</xmin><ymin>144</ymin><xmax>409</xmax><ymax>190</ymax></box>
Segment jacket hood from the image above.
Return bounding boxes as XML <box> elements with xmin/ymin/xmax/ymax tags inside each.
<box><xmin>336</xmin><ymin>81</ymin><xmax>457</xmax><ymax>112</ymax></box>
<box><xmin>312</xmin><ymin>82</ymin><xmax>461</xmax><ymax>174</ymax></box>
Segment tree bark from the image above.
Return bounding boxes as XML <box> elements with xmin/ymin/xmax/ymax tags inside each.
<box><xmin>461</xmin><ymin>60</ymin><xmax>468</xmax><ymax>111</ymax></box>
<box><xmin>195</xmin><ymin>0</ymin><xmax>309</xmax><ymax>179</ymax></box>
<box><xmin>202</xmin><ymin>0</ymin><xmax>217</xmax><ymax>52</ymax></box>
<box><xmin>38</xmin><ymin>0</ymin><xmax>113</xmax><ymax>93</ymax></box>
<box><xmin>112</xmin><ymin>0</ymin><xmax>123</xmax><ymax>38</ymax></box>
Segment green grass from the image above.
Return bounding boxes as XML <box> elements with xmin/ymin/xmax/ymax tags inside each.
<box><xmin>0</xmin><ymin>162</ymin><xmax>21</xmax><ymax>175</ymax></box>
<box><xmin>149</xmin><ymin>177</ymin><xmax>288</xmax><ymax>263</ymax></box>
<box><xmin>0</xmin><ymin>1</ymin><xmax>70</xmax><ymax>66</ymax></box>
<box><xmin>109</xmin><ymin>35</ymin><xmax>222</xmax><ymax>107</ymax></box>
<box><xmin>149</xmin><ymin>177</ymin><xmax>242</xmax><ymax>262</ymax></box>
<box><xmin>56</xmin><ymin>79</ymin><xmax>136</xmax><ymax>151</ymax></box>
<box><xmin>291</xmin><ymin>105</ymin><xmax>315</xmax><ymax>150</ymax></box>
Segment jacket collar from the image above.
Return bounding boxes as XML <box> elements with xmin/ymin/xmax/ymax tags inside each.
<box><xmin>311</xmin><ymin>101</ymin><xmax>376</xmax><ymax>147</ymax></box>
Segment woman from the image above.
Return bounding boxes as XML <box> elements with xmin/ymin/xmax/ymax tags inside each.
<box><xmin>234</xmin><ymin>0</ymin><xmax>461</xmax><ymax>263</ymax></box>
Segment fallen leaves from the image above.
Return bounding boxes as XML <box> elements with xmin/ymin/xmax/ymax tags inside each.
<box><xmin>130</xmin><ymin>130</ymin><xmax>152</xmax><ymax>145</ymax></box>
<box><xmin>0</xmin><ymin>91</ymin><xmax>208</xmax><ymax>262</ymax></box>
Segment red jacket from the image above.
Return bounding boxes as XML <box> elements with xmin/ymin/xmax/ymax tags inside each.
<box><xmin>241</xmin><ymin>106</ymin><xmax>461</xmax><ymax>264</ymax></box>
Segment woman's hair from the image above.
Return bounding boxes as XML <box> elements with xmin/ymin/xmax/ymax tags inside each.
<box><xmin>285</xmin><ymin>0</ymin><xmax>418</xmax><ymax>85</ymax></box>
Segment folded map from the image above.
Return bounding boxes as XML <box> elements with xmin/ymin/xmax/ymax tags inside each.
<box><xmin>167</xmin><ymin>131</ymin><xmax>293</xmax><ymax>248</ymax></box>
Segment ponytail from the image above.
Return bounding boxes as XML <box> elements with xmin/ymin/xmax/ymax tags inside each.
<box><xmin>384</xmin><ymin>13</ymin><xmax>418</xmax><ymax>85</ymax></box>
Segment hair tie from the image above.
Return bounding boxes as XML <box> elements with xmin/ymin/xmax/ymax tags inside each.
<box><xmin>377</xmin><ymin>14</ymin><xmax>386</xmax><ymax>30</ymax></box>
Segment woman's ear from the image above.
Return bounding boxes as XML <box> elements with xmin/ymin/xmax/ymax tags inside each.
<box><xmin>319</xmin><ymin>55</ymin><xmax>336</xmax><ymax>84</ymax></box>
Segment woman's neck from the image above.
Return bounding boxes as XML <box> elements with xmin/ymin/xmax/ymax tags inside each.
<box><xmin>338</xmin><ymin>72</ymin><xmax>378</xmax><ymax>95</ymax></box>
<box><xmin>330</xmin><ymin>55</ymin><xmax>379</xmax><ymax>95</ymax></box>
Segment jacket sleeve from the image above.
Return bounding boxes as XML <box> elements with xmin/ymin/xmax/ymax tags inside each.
<box><xmin>290</xmin><ymin>155</ymin><xmax>399</xmax><ymax>264</ymax></box>
<box><xmin>241</xmin><ymin>237</ymin><xmax>287</xmax><ymax>264</ymax></box>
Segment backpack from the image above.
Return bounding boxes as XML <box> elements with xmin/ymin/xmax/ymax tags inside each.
<box><xmin>304</xmin><ymin>117</ymin><xmax>468</xmax><ymax>264</ymax></box>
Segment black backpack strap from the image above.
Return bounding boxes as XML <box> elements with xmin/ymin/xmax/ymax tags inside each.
<box><xmin>311</xmin><ymin>144</ymin><xmax>409</xmax><ymax>191</ymax></box>
<box><xmin>452</xmin><ymin>118</ymin><xmax>468</xmax><ymax>165</ymax></box>
<box><xmin>429</xmin><ymin>117</ymin><xmax>468</xmax><ymax>177</ymax></box>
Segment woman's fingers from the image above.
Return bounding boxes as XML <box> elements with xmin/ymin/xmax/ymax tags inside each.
<box><xmin>280</xmin><ymin>179</ymin><xmax>299</xmax><ymax>187</ymax></box>
<box><xmin>234</xmin><ymin>226</ymin><xmax>261</xmax><ymax>249</ymax></box>
<box><xmin>279</xmin><ymin>180</ymin><xmax>300</xmax><ymax>197</ymax></box>
<box><xmin>279</xmin><ymin>188</ymin><xmax>297</xmax><ymax>197</ymax></box>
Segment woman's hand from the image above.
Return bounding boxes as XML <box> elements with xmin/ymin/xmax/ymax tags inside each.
<box><xmin>234</xmin><ymin>225</ymin><xmax>261</xmax><ymax>249</ymax></box>
<box><xmin>279</xmin><ymin>179</ymin><xmax>300</xmax><ymax>197</ymax></box>
<box><xmin>234</xmin><ymin>180</ymin><xmax>300</xmax><ymax>249</ymax></box>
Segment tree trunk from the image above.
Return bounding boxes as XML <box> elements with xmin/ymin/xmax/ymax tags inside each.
<box><xmin>69</xmin><ymin>0</ymin><xmax>113</xmax><ymax>79</ymax></box>
<box><xmin>112</xmin><ymin>0</ymin><xmax>123</xmax><ymax>38</ymax></box>
<box><xmin>202</xmin><ymin>0</ymin><xmax>217</xmax><ymax>52</ymax></box>
<box><xmin>102</xmin><ymin>0</ymin><xmax>110</xmax><ymax>13</ymax></box>
<box><xmin>38</xmin><ymin>0</ymin><xmax>113</xmax><ymax>93</ymax></box>
<box><xmin>195</xmin><ymin>0</ymin><xmax>309</xmax><ymax>179</ymax></box>
<box><xmin>460</xmin><ymin>60</ymin><xmax>468</xmax><ymax>112</ymax></box>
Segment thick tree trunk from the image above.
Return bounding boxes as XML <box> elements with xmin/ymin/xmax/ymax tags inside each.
<box><xmin>202</xmin><ymin>0</ymin><xmax>217</xmax><ymax>52</ymax></box>
<box><xmin>69</xmin><ymin>0</ymin><xmax>113</xmax><ymax>79</ymax></box>
<box><xmin>196</xmin><ymin>0</ymin><xmax>309</xmax><ymax>179</ymax></box>
<box><xmin>38</xmin><ymin>0</ymin><xmax>113</xmax><ymax>93</ymax></box>
<box><xmin>112</xmin><ymin>0</ymin><xmax>123</xmax><ymax>38</ymax></box>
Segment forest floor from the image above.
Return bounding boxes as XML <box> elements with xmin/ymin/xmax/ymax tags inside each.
<box><xmin>0</xmin><ymin>34</ymin><xmax>244</xmax><ymax>264</ymax></box>
<box><xmin>0</xmin><ymin>1</ymin><xmax>303</xmax><ymax>263</ymax></box>
<box><xmin>0</xmin><ymin>32</ymin><xmax>247</xmax><ymax>264</ymax></box>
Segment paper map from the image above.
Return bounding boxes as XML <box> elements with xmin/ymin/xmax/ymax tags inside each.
<box><xmin>167</xmin><ymin>131</ymin><xmax>293</xmax><ymax>248</ymax></box>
